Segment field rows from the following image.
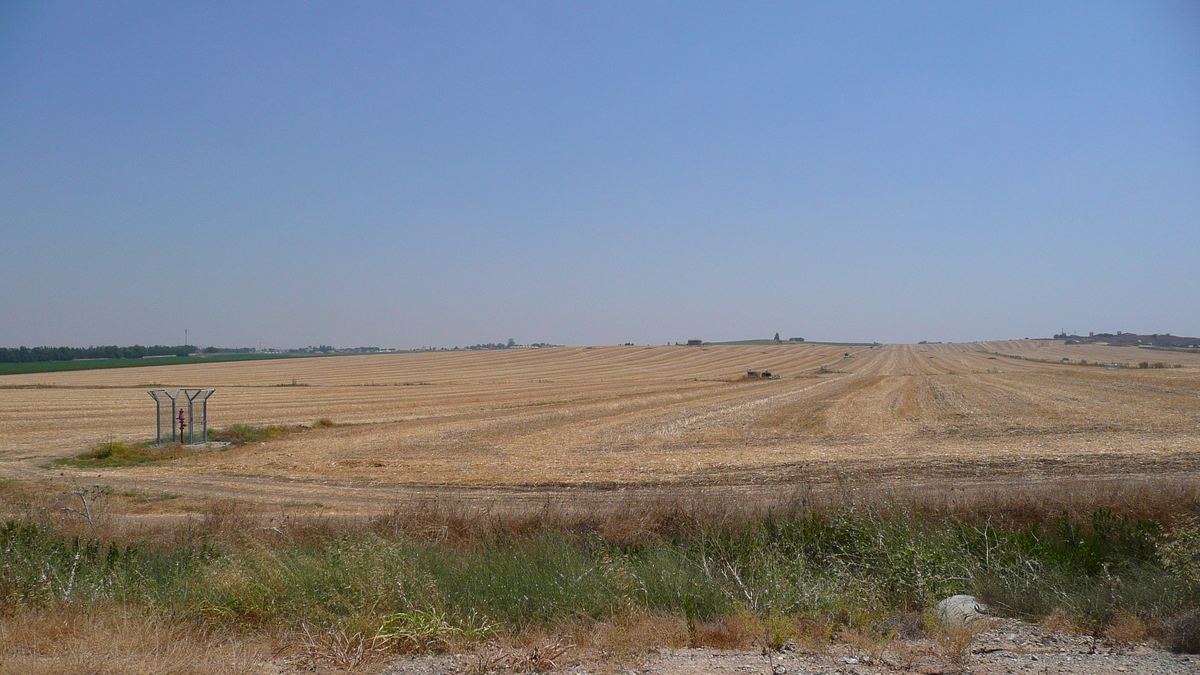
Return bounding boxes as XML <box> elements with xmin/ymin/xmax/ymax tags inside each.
<box><xmin>0</xmin><ymin>345</ymin><xmax>853</xmax><ymax>462</ymax></box>
<box><xmin>3</xmin><ymin>341</ymin><xmax>1200</xmax><ymax>506</ymax></box>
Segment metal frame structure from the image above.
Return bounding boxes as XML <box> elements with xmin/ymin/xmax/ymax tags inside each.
<box><xmin>147</xmin><ymin>389</ymin><xmax>215</xmax><ymax>444</ymax></box>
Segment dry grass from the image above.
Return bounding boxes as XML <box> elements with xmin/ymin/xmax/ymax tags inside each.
<box><xmin>932</xmin><ymin>620</ymin><xmax>989</xmax><ymax>671</ymax></box>
<box><xmin>6</xmin><ymin>473</ymin><xmax>1200</xmax><ymax>554</ymax></box>
<box><xmin>1107</xmin><ymin>610</ymin><xmax>1149</xmax><ymax>644</ymax></box>
<box><xmin>0</xmin><ymin>605</ymin><xmax>271</xmax><ymax>675</ymax></box>
<box><xmin>577</xmin><ymin>612</ymin><xmax>689</xmax><ymax>659</ymax></box>
<box><xmin>691</xmin><ymin>613</ymin><xmax>761</xmax><ymax>650</ymax></box>
<box><xmin>458</xmin><ymin>612</ymin><xmax>690</xmax><ymax>675</ymax></box>
<box><xmin>458</xmin><ymin>639</ymin><xmax>575</xmax><ymax>674</ymax></box>
<box><xmin>1039</xmin><ymin>609</ymin><xmax>1079</xmax><ymax>634</ymax></box>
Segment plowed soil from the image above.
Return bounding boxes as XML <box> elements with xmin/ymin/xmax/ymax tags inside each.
<box><xmin>2</xmin><ymin>340</ymin><xmax>1199</xmax><ymax>510</ymax></box>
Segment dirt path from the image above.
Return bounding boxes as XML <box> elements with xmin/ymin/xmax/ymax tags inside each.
<box><xmin>376</xmin><ymin>618</ymin><xmax>1199</xmax><ymax>674</ymax></box>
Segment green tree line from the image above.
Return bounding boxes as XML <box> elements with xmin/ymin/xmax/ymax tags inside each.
<box><xmin>0</xmin><ymin>344</ymin><xmax>196</xmax><ymax>363</ymax></box>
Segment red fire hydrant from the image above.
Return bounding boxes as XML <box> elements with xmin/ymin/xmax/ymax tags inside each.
<box><xmin>177</xmin><ymin>408</ymin><xmax>187</xmax><ymax>439</ymax></box>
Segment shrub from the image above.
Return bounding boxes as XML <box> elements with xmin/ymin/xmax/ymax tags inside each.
<box><xmin>207</xmin><ymin>424</ymin><xmax>292</xmax><ymax>444</ymax></box>
<box><xmin>53</xmin><ymin>441</ymin><xmax>196</xmax><ymax>468</ymax></box>
<box><xmin>1167</xmin><ymin>610</ymin><xmax>1200</xmax><ymax>653</ymax></box>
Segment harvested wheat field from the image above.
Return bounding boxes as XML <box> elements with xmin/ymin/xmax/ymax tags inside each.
<box><xmin>2</xmin><ymin>340</ymin><xmax>1200</xmax><ymax>510</ymax></box>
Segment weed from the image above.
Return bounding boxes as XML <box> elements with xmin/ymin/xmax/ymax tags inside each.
<box><xmin>1106</xmin><ymin>609</ymin><xmax>1148</xmax><ymax>645</ymax></box>
<box><xmin>206</xmin><ymin>424</ymin><xmax>293</xmax><ymax>444</ymax></box>
<box><xmin>1158</xmin><ymin>516</ymin><xmax>1200</xmax><ymax>584</ymax></box>
<box><xmin>1039</xmin><ymin>609</ymin><xmax>1077</xmax><ymax>634</ymax></box>
<box><xmin>461</xmin><ymin>638</ymin><xmax>574</xmax><ymax>674</ymax></box>
<box><xmin>297</xmin><ymin>624</ymin><xmax>384</xmax><ymax>670</ymax></box>
<box><xmin>691</xmin><ymin>613</ymin><xmax>758</xmax><ymax>649</ymax></box>
<box><xmin>933</xmin><ymin>621</ymin><xmax>986</xmax><ymax>671</ymax></box>
<box><xmin>1166</xmin><ymin>610</ymin><xmax>1200</xmax><ymax>653</ymax></box>
<box><xmin>763</xmin><ymin>612</ymin><xmax>799</xmax><ymax>650</ymax></box>
<box><xmin>53</xmin><ymin>441</ymin><xmax>197</xmax><ymax>468</ymax></box>
<box><xmin>60</xmin><ymin>483</ymin><xmax>106</xmax><ymax>527</ymax></box>
<box><xmin>792</xmin><ymin>615</ymin><xmax>837</xmax><ymax>655</ymax></box>
<box><xmin>377</xmin><ymin>606</ymin><xmax>491</xmax><ymax>653</ymax></box>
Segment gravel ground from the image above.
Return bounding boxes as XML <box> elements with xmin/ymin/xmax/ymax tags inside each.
<box><xmin>376</xmin><ymin>618</ymin><xmax>1200</xmax><ymax>675</ymax></box>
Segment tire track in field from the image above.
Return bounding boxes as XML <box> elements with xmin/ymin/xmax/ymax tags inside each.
<box><xmin>649</xmin><ymin>375</ymin><xmax>849</xmax><ymax>436</ymax></box>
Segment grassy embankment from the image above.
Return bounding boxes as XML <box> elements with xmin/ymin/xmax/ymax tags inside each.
<box><xmin>4</xmin><ymin>477</ymin><xmax>1200</xmax><ymax>672</ymax></box>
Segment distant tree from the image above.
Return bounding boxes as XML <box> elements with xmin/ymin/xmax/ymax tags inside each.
<box><xmin>507</xmin><ymin>338</ymin><xmax>516</xmax><ymax>348</ymax></box>
<box><xmin>774</xmin><ymin>332</ymin><xmax>781</xmax><ymax>342</ymax></box>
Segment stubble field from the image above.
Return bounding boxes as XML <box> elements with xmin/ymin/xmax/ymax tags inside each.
<box><xmin>2</xmin><ymin>339</ymin><xmax>1199</xmax><ymax>511</ymax></box>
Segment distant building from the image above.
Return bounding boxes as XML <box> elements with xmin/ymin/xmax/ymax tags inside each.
<box><xmin>686</xmin><ymin>339</ymin><xmax>703</xmax><ymax>347</ymax></box>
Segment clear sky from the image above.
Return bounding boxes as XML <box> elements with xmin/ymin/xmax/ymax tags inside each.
<box><xmin>2</xmin><ymin>2</ymin><xmax>1198</xmax><ymax>348</ymax></box>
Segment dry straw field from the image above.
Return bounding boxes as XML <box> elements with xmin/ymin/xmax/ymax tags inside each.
<box><xmin>2</xmin><ymin>340</ymin><xmax>1200</xmax><ymax>509</ymax></box>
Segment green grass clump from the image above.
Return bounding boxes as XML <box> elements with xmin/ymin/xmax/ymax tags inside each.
<box><xmin>52</xmin><ymin>441</ymin><xmax>197</xmax><ymax>468</ymax></box>
<box><xmin>55</xmin><ymin>422</ymin><xmax>333</xmax><ymax>469</ymax></box>
<box><xmin>207</xmin><ymin>424</ymin><xmax>294</xmax><ymax>444</ymax></box>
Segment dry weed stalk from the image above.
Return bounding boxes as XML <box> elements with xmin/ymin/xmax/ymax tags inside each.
<box><xmin>60</xmin><ymin>483</ymin><xmax>105</xmax><ymax>528</ymax></box>
<box><xmin>459</xmin><ymin>639</ymin><xmax>574</xmax><ymax>674</ymax></box>
<box><xmin>933</xmin><ymin>621</ymin><xmax>988</xmax><ymax>672</ymax></box>
<box><xmin>839</xmin><ymin>625</ymin><xmax>894</xmax><ymax>666</ymax></box>
<box><xmin>296</xmin><ymin>624</ymin><xmax>388</xmax><ymax>670</ymax></box>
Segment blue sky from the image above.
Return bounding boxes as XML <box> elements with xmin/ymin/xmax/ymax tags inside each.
<box><xmin>2</xmin><ymin>1</ymin><xmax>1198</xmax><ymax>348</ymax></box>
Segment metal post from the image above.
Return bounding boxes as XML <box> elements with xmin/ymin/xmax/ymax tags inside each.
<box><xmin>150</xmin><ymin>388</ymin><xmax>212</xmax><ymax>446</ymax></box>
<box><xmin>148</xmin><ymin>391</ymin><xmax>161</xmax><ymax>443</ymax></box>
<box><xmin>168</xmin><ymin>391</ymin><xmax>179</xmax><ymax>443</ymax></box>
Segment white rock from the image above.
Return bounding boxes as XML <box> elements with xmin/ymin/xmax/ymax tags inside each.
<box><xmin>936</xmin><ymin>594</ymin><xmax>988</xmax><ymax>626</ymax></box>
